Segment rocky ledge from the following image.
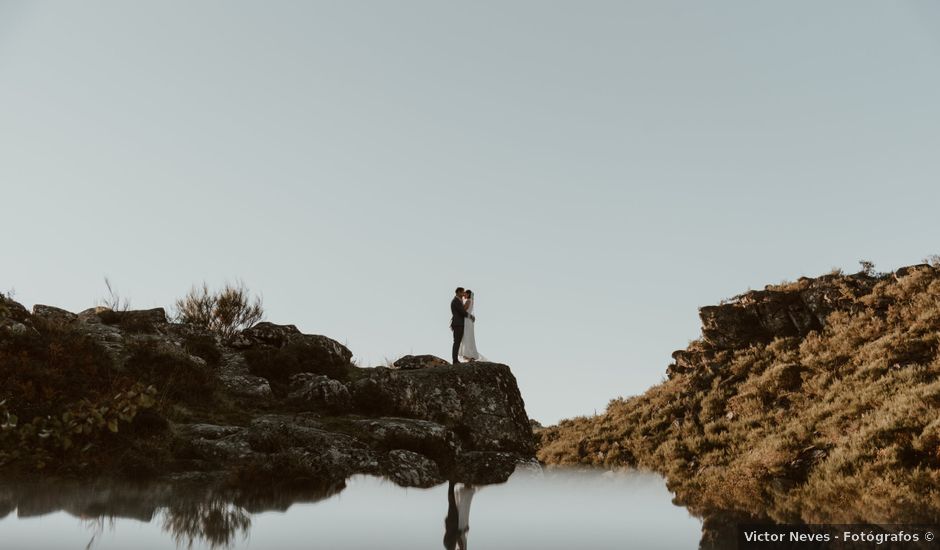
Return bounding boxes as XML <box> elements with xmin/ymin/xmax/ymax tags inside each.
<box><xmin>0</xmin><ymin>296</ymin><xmax>536</xmax><ymax>489</ymax></box>
<box><xmin>538</xmin><ymin>262</ymin><xmax>940</xmax><ymax>543</ymax></box>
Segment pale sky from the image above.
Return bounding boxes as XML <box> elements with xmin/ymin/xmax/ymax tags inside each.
<box><xmin>3</xmin><ymin>1</ymin><xmax>940</xmax><ymax>424</ymax></box>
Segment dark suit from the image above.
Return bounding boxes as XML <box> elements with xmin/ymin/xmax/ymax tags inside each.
<box><xmin>450</xmin><ymin>296</ymin><xmax>468</xmax><ymax>364</ymax></box>
<box><xmin>443</xmin><ymin>480</ymin><xmax>459</xmax><ymax>550</ymax></box>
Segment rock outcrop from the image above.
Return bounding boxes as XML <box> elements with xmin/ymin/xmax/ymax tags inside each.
<box><xmin>351</xmin><ymin>362</ymin><xmax>535</xmax><ymax>454</ymax></box>
<box><xmin>668</xmin><ymin>271</ymin><xmax>880</xmax><ymax>377</ymax></box>
<box><xmin>696</xmin><ymin>272</ymin><xmax>878</xmax><ymax>351</ymax></box>
<box><xmin>0</xmin><ymin>294</ymin><xmax>536</xmax><ymax>489</ymax></box>
<box><xmin>538</xmin><ymin>263</ymin><xmax>940</xmax><ymax>544</ymax></box>
<box><xmin>391</xmin><ymin>354</ymin><xmax>450</xmax><ymax>370</ymax></box>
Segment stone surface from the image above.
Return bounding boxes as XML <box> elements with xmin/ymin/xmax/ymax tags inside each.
<box><xmin>348</xmin><ymin>417</ymin><xmax>461</xmax><ymax>466</ymax></box>
<box><xmin>219</xmin><ymin>352</ymin><xmax>273</xmax><ymax>399</ymax></box>
<box><xmin>454</xmin><ymin>451</ymin><xmax>521</xmax><ymax>485</ymax></box>
<box><xmin>0</xmin><ymin>294</ymin><xmax>536</xmax><ymax>490</ymax></box>
<box><xmin>698</xmin><ymin>274</ymin><xmax>879</xmax><ymax>350</ymax></box>
<box><xmin>283</xmin><ymin>333</ymin><xmax>353</xmax><ymax>370</ymax></box>
<box><xmin>110</xmin><ymin>308</ymin><xmax>169</xmax><ymax>332</ymax></box>
<box><xmin>350</xmin><ymin>362</ymin><xmax>535</xmax><ymax>454</ymax></box>
<box><xmin>0</xmin><ymin>296</ymin><xmax>32</xmax><ymax>324</ymax></box>
<box><xmin>392</xmin><ymin>354</ymin><xmax>450</xmax><ymax>370</ymax></box>
<box><xmin>241</xmin><ymin>322</ymin><xmax>301</xmax><ymax>347</ymax></box>
<box><xmin>0</xmin><ymin>297</ymin><xmax>36</xmax><ymax>338</ymax></box>
<box><xmin>287</xmin><ymin>373</ymin><xmax>352</xmax><ymax>412</ymax></box>
<box><xmin>31</xmin><ymin>304</ymin><xmax>77</xmax><ymax>324</ymax></box>
<box><xmin>384</xmin><ymin>449</ymin><xmax>443</xmax><ymax>487</ymax></box>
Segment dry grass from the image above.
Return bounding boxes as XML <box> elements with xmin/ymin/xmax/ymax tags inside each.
<box><xmin>538</xmin><ymin>264</ymin><xmax>940</xmax><ymax>523</ymax></box>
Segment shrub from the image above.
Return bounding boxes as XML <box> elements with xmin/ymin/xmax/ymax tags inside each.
<box><xmin>124</xmin><ymin>339</ymin><xmax>215</xmax><ymax>403</ymax></box>
<box><xmin>0</xmin><ymin>384</ymin><xmax>157</xmax><ymax>472</ymax></box>
<box><xmin>99</xmin><ymin>277</ymin><xmax>131</xmax><ymax>312</ymax></box>
<box><xmin>538</xmin><ymin>263</ymin><xmax>940</xmax><ymax>524</ymax></box>
<box><xmin>174</xmin><ymin>282</ymin><xmax>264</xmax><ymax>340</ymax></box>
<box><xmin>182</xmin><ymin>333</ymin><xmax>223</xmax><ymax>366</ymax></box>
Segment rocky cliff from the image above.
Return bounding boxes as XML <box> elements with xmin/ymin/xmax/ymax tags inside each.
<box><xmin>0</xmin><ymin>297</ymin><xmax>535</xmax><ymax>489</ymax></box>
<box><xmin>538</xmin><ymin>263</ymin><xmax>940</xmax><ymax>541</ymax></box>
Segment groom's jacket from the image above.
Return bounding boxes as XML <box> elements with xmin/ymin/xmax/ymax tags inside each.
<box><xmin>450</xmin><ymin>297</ymin><xmax>468</xmax><ymax>328</ymax></box>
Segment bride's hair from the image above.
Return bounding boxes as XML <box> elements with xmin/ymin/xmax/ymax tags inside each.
<box><xmin>465</xmin><ymin>289</ymin><xmax>473</xmax><ymax>298</ymax></box>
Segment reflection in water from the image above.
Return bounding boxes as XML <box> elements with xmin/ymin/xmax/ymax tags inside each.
<box><xmin>443</xmin><ymin>481</ymin><xmax>458</xmax><ymax>550</ymax></box>
<box><xmin>443</xmin><ymin>480</ymin><xmax>477</xmax><ymax>550</ymax></box>
<box><xmin>456</xmin><ymin>483</ymin><xmax>475</xmax><ymax>549</ymax></box>
<box><xmin>162</xmin><ymin>498</ymin><xmax>251</xmax><ymax>550</ymax></box>
<box><xmin>0</xmin><ymin>470</ymin><xmax>703</xmax><ymax>549</ymax></box>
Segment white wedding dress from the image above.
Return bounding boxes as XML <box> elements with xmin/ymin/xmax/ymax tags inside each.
<box><xmin>456</xmin><ymin>484</ymin><xmax>476</xmax><ymax>549</ymax></box>
<box><xmin>458</xmin><ymin>298</ymin><xmax>486</xmax><ymax>361</ymax></box>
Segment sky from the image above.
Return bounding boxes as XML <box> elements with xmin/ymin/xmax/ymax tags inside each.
<box><xmin>2</xmin><ymin>1</ymin><xmax>940</xmax><ymax>424</ymax></box>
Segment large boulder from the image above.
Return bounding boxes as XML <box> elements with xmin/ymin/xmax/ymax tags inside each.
<box><xmin>392</xmin><ymin>355</ymin><xmax>449</xmax><ymax>370</ymax></box>
<box><xmin>383</xmin><ymin>449</ymin><xmax>443</xmax><ymax>488</ymax></box>
<box><xmin>284</xmin><ymin>333</ymin><xmax>353</xmax><ymax>370</ymax></box>
<box><xmin>72</xmin><ymin>308</ymin><xmax>126</xmax><ymax>363</ymax></box>
<box><xmin>32</xmin><ymin>305</ymin><xmax>77</xmax><ymax>325</ymax></box>
<box><xmin>219</xmin><ymin>351</ymin><xmax>273</xmax><ymax>399</ymax></box>
<box><xmin>242</xmin><ymin>332</ymin><xmax>354</xmax><ymax>387</ymax></box>
<box><xmin>111</xmin><ymin>308</ymin><xmax>168</xmax><ymax>332</ymax></box>
<box><xmin>454</xmin><ymin>451</ymin><xmax>520</xmax><ymax>485</ymax></box>
<box><xmin>347</xmin><ymin>417</ymin><xmax>461</xmax><ymax>467</ymax></box>
<box><xmin>287</xmin><ymin>373</ymin><xmax>352</xmax><ymax>412</ymax></box>
<box><xmin>241</xmin><ymin>322</ymin><xmax>301</xmax><ymax>347</ymax></box>
<box><xmin>0</xmin><ymin>296</ymin><xmax>35</xmax><ymax>339</ymax></box>
<box><xmin>350</xmin><ymin>362</ymin><xmax>534</xmax><ymax>454</ymax></box>
<box><xmin>698</xmin><ymin>274</ymin><xmax>880</xmax><ymax>350</ymax></box>
<box><xmin>0</xmin><ymin>296</ymin><xmax>31</xmax><ymax>324</ymax></box>
<box><xmin>237</xmin><ymin>323</ymin><xmax>353</xmax><ymax>377</ymax></box>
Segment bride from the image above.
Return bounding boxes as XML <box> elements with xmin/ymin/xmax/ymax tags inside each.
<box><xmin>458</xmin><ymin>289</ymin><xmax>486</xmax><ymax>362</ymax></box>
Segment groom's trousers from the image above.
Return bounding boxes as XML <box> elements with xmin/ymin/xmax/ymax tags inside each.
<box><xmin>451</xmin><ymin>324</ymin><xmax>464</xmax><ymax>365</ymax></box>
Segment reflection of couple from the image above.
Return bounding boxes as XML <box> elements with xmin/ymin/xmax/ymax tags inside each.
<box><xmin>450</xmin><ymin>287</ymin><xmax>486</xmax><ymax>365</ymax></box>
<box><xmin>443</xmin><ymin>480</ymin><xmax>476</xmax><ymax>550</ymax></box>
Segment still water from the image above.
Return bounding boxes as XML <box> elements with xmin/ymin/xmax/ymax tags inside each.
<box><xmin>0</xmin><ymin>469</ymin><xmax>702</xmax><ymax>549</ymax></box>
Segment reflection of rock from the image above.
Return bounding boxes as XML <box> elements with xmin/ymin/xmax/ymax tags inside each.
<box><xmin>455</xmin><ymin>451</ymin><xmax>520</xmax><ymax>485</ymax></box>
<box><xmin>0</xmin><ymin>480</ymin><xmax>343</xmax><ymax>549</ymax></box>
<box><xmin>0</xmin><ymin>487</ymin><xmax>14</xmax><ymax>520</ymax></box>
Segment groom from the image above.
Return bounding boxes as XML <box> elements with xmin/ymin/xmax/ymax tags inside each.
<box><xmin>450</xmin><ymin>287</ymin><xmax>474</xmax><ymax>365</ymax></box>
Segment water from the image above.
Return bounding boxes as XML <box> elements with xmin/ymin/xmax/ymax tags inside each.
<box><xmin>0</xmin><ymin>469</ymin><xmax>702</xmax><ymax>549</ymax></box>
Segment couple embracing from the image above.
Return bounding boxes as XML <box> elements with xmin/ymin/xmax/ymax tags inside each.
<box><xmin>449</xmin><ymin>287</ymin><xmax>486</xmax><ymax>365</ymax></box>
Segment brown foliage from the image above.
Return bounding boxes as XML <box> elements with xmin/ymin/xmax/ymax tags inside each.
<box><xmin>174</xmin><ymin>282</ymin><xmax>264</xmax><ymax>340</ymax></box>
<box><xmin>539</xmin><ymin>264</ymin><xmax>940</xmax><ymax>524</ymax></box>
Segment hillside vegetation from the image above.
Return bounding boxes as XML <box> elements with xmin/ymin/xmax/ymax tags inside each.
<box><xmin>538</xmin><ymin>262</ymin><xmax>940</xmax><ymax>524</ymax></box>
